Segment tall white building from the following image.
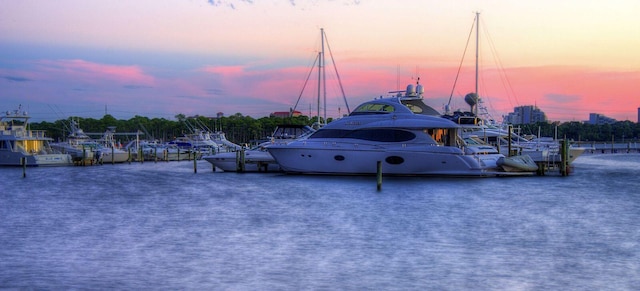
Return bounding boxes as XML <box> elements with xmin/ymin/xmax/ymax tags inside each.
<box><xmin>504</xmin><ymin>105</ymin><xmax>548</xmax><ymax>125</ymax></box>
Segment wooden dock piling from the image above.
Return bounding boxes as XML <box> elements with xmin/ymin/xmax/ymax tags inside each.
<box><xmin>236</xmin><ymin>149</ymin><xmax>246</xmax><ymax>173</ymax></box>
<box><xmin>21</xmin><ymin>157</ymin><xmax>27</xmax><ymax>178</ymax></box>
<box><xmin>193</xmin><ymin>157</ymin><xmax>197</xmax><ymax>174</ymax></box>
<box><xmin>560</xmin><ymin>139</ymin><xmax>569</xmax><ymax>176</ymax></box>
<box><xmin>376</xmin><ymin>161</ymin><xmax>382</xmax><ymax>190</ymax></box>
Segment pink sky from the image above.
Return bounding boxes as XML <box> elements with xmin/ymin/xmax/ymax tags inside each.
<box><xmin>1</xmin><ymin>0</ymin><xmax>639</xmax><ymax>122</ymax></box>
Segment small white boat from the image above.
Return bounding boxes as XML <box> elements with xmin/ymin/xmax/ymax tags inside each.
<box><xmin>93</xmin><ymin>127</ymin><xmax>131</xmax><ymax>163</ymax></box>
<box><xmin>203</xmin><ymin>124</ymin><xmax>315</xmax><ymax>172</ymax></box>
<box><xmin>0</xmin><ymin>106</ymin><xmax>73</xmax><ymax>166</ymax></box>
<box><xmin>50</xmin><ymin>119</ymin><xmax>95</xmax><ymax>164</ymax></box>
<box><xmin>497</xmin><ymin>155</ymin><xmax>539</xmax><ymax>172</ymax></box>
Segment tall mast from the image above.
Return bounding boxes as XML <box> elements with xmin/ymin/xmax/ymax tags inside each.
<box><xmin>316</xmin><ymin>28</ymin><xmax>326</xmax><ymax>125</ymax></box>
<box><xmin>474</xmin><ymin>12</ymin><xmax>480</xmax><ymax>116</ymax></box>
<box><xmin>316</xmin><ymin>50</ymin><xmax>321</xmax><ymax>125</ymax></box>
<box><xmin>291</xmin><ymin>28</ymin><xmax>349</xmax><ymax>123</ymax></box>
<box><xmin>322</xmin><ymin>28</ymin><xmax>327</xmax><ymax>124</ymax></box>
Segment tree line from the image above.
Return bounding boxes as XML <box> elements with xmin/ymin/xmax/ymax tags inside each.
<box><xmin>30</xmin><ymin>113</ymin><xmax>640</xmax><ymax>145</ymax></box>
<box><xmin>30</xmin><ymin>113</ymin><xmax>326</xmax><ymax>146</ymax></box>
<box><xmin>516</xmin><ymin>121</ymin><xmax>640</xmax><ymax>143</ymax></box>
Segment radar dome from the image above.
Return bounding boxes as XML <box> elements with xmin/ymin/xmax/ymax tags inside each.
<box><xmin>406</xmin><ymin>84</ymin><xmax>417</xmax><ymax>97</ymax></box>
<box><xmin>464</xmin><ymin>92</ymin><xmax>478</xmax><ymax>107</ymax></box>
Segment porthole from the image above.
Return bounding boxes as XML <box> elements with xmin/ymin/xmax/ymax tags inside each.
<box><xmin>334</xmin><ymin>155</ymin><xmax>345</xmax><ymax>161</ymax></box>
<box><xmin>385</xmin><ymin>156</ymin><xmax>404</xmax><ymax>165</ymax></box>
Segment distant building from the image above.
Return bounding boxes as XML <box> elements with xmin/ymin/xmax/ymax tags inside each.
<box><xmin>270</xmin><ymin>109</ymin><xmax>302</xmax><ymax>118</ymax></box>
<box><xmin>589</xmin><ymin>113</ymin><xmax>616</xmax><ymax>125</ymax></box>
<box><xmin>216</xmin><ymin>112</ymin><xmax>224</xmax><ymax>118</ymax></box>
<box><xmin>637</xmin><ymin>107</ymin><xmax>639</xmax><ymax>123</ymax></box>
<box><xmin>504</xmin><ymin>105</ymin><xmax>548</xmax><ymax>125</ymax></box>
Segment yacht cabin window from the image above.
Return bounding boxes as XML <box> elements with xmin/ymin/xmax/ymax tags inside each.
<box><xmin>425</xmin><ymin>128</ymin><xmax>457</xmax><ymax>146</ymax></box>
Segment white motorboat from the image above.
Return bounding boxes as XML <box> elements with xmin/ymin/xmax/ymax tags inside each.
<box><xmin>50</xmin><ymin>119</ymin><xmax>95</xmax><ymax>163</ymax></box>
<box><xmin>0</xmin><ymin>106</ymin><xmax>73</xmax><ymax>166</ymax></box>
<box><xmin>266</xmin><ymin>84</ymin><xmax>530</xmax><ymax>176</ymax></box>
<box><xmin>462</xmin><ymin>135</ymin><xmax>537</xmax><ymax>172</ymax></box>
<box><xmin>168</xmin><ymin>119</ymin><xmax>224</xmax><ymax>155</ymax></box>
<box><xmin>461</xmin><ymin>125</ymin><xmax>586</xmax><ymax>164</ymax></box>
<box><xmin>93</xmin><ymin>127</ymin><xmax>131</xmax><ymax>163</ymax></box>
<box><xmin>203</xmin><ymin>124</ymin><xmax>315</xmax><ymax>172</ymax></box>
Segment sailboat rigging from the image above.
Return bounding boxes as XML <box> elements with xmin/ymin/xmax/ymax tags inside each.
<box><xmin>291</xmin><ymin>28</ymin><xmax>350</xmax><ymax>127</ymax></box>
<box><xmin>445</xmin><ymin>12</ymin><xmax>482</xmax><ymax>118</ymax></box>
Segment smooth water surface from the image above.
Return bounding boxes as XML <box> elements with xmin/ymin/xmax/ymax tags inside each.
<box><xmin>1</xmin><ymin>154</ymin><xmax>639</xmax><ymax>289</ymax></box>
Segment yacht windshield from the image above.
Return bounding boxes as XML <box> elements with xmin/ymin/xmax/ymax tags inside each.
<box><xmin>310</xmin><ymin>128</ymin><xmax>415</xmax><ymax>142</ymax></box>
<box><xmin>350</xmin><ymin>103</ymin><xmax>394</xmax><ymax>115</ymax></box>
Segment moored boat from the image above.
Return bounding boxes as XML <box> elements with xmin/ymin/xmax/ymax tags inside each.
<box><xmin>203</xmin><ymin>124</ymin><xmax>315</xmax><ymax>172</ymax></box>
<box><xmin>50</xmin><ymin>119</ymin><xmax>96</xmax><ymax>164</ymax></box>
<box><xmin>0</xmin><ymin>106</ymin><xmax>73</xmax><ymax>166</ymax></box>
<box><xmin>93</xmin><ymin>127</ymin><xmax>131</xmax><ymax>163</ymax></box>
<box><xmin>267</xmin><ymin>84</ymin><xmax>533</xmax><ymax>176</ymax></box>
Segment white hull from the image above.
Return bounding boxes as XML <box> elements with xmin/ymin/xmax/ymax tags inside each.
<box><xmin>0</xmin><ymin>152</ymin><xmax>73</xmax><ymax>166</ymax></box>
<box><xmin>203</xmin><ymin>150</ymin><xmax>280</xmax><ymax>172</ymax></box>
<box><xmin>97</xmin><ymin>150</ymin><xmax>130</xmax><ymax>163</ymax></box>
<box><xmin>33</xmin><ymin>154</ymin><xmax>74</xmax><ymax>166</ymax></box>
<box><xmin>497</xmin><ymin>155</ymin><xmax>538</xmax><ymax>172</ymax></box>
<box><xmin>269</xmin><ymin>144</ymin><xmax>505</xmax><ymax>176</ymax></box>
<box><xmin>51</xmin><ymin>143</ymin><xmax>95</xmax><ymax>161</ymax></box>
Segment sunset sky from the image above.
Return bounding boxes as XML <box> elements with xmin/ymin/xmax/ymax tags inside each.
<box><xmin>1</xmin><ymin>0</ymin><xmax>639</xmax><ymax>122</ymax></box>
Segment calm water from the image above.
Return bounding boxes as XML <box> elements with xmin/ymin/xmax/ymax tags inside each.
<box><xmin>1</xmin><ymin>154</ymin><xmax>639</xmax><ymax>290</ymax></box>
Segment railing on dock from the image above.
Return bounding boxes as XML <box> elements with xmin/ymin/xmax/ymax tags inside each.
<box><xmin>573</xmin><ymin>141</ymin><xmax>640</xmax><ymax>154</ymax></box>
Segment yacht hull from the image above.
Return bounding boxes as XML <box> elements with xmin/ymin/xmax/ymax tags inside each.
<box><xmin>268</xmin><ymin>145</ymin><xmax>503</xmax><ymax>176</ymax></box>
<box><xmin>0</xmin><ymin>152</ymin><xmax>73</xmax><ymax>166</ymax></box>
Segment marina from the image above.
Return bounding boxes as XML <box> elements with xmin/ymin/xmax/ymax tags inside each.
<box><xmin>1</xmin><ymin>153</ymin><xmax>639</xmax><ymax>289</ymax></box>
<box><xmin>2</xmin><ymin>6</ymin><xmax>640</xmax><ymax>289</ymax></box>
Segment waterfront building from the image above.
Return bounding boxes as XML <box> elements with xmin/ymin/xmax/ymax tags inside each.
<box><xmin>588</xmin><ymin>113</ymin><xmax>616</xmax><ymax>125</ymax></box>
<box><xmin>270</xmin><ymin>109</ymin><xmax>302</xmax><ymax>118</ymax></box>
<box><xmin>504</xmin><ymin>105</ymin><xmax>548</xmax><ymax>125</ymax></box>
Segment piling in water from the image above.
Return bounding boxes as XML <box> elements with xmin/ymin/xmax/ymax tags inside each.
<box><xmin>21</xmin><ymin>157</ymin><xmax>27</xmax><ymax>178</ymax></box>
<box><xmin>376</xmin><ymin>161</ymin><xmax>382</xmax><ymax>190</ymax></box>
<box><xmin>194</xmin><ymin>157</ymin><xmax>197</xmax><ymax>174</ymax></box>
<box><xmin>236</xmin><ymin>149</ymin><xmax>245</xmax><ymax>173</ymax></box>
<box><xmin>560</xmin><ymin>139</ymin><xmax>569</xmax><ymax>176</ymax></box>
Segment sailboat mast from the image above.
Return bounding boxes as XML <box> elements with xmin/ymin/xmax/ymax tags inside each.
<box><xmin>322</xmin><ymin>28</ymin><xmax>327</xmax><ymax>124</ymax></box>
<box><xmin>316</xmin><ymin>28</ymin><xmax>325</xmax><ymax>125</ymax></box>
<box><xmin>474</xmin><ymin>12</ymin><xmax>480</xmax><ymax>116</ymax></box>
<box><xmin>317</xmin><ymin>50</ymin><xmax>322</xmax><ymax>125</ymax></box>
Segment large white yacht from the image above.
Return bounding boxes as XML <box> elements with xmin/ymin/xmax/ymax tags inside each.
<box><xmin>0</xmin><ymin>107</ymin><xmax>73</xmax><ymax>166</ymax></box>
<box><xmin>266</xmin><ymin>84</ymin><xmax>526</xmax><ymax>176</ymax></box>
